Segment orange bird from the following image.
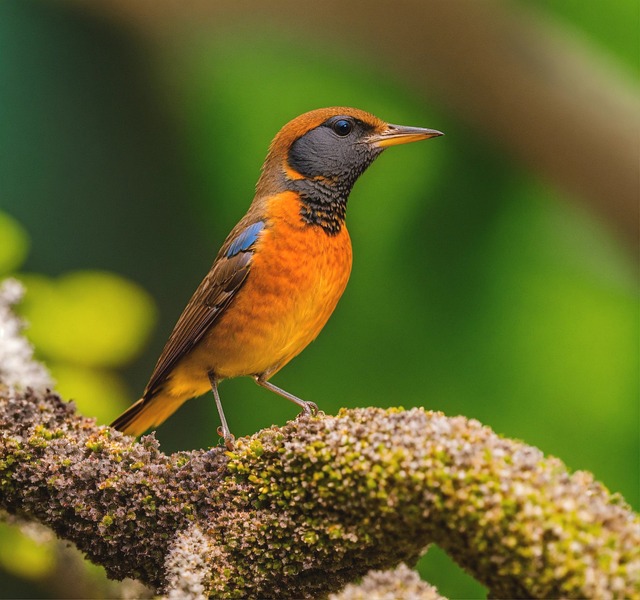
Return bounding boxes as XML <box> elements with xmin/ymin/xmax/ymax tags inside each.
<box><xmin>112</xmin><ymin>107</ymin><xmax>442</xmax><ymax>447</ymax></box>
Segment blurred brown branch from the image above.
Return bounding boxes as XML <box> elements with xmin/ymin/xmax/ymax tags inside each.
<box><xmin>74</xmin><ymin>0</ymin><xmax>640</xmax><ymax>256</ymax></box>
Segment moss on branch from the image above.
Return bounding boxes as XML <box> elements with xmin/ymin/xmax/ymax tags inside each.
<box><xmin>0</xmin><ymin>387</ymin><xmax>638</xmax><ymax>599</ymax></box>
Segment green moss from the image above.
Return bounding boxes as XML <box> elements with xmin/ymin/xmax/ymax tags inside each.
<box><xmin>100</xmin><ymin>515</ymin><xmax>114</xmax><ymax>528</ymax></box>
<box><xmin>85</xmin><ymin>440</ymin><xmax>104</xmax><ymax>453</ymax></box>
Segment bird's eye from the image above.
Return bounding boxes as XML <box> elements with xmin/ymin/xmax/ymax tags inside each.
<box><xmin>332</xmin><ymin>119</ymin><xmax>353</xmax><ymax>137</ymax></box>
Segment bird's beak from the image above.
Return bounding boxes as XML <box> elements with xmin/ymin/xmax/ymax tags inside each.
<box><xmin>369</xmin><ymin>124</ymin><xmax>444</xmax><ymax>148</ymax></box>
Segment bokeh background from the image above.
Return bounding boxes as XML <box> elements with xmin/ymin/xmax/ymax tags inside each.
<box><xmin>0</xmin><ymin>1</ymin><xmax>637</xmax><ymax>598</ymax></box>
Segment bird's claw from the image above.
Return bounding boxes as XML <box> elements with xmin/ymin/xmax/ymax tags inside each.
<box><xmin>302</xmin><ymin>401</ymin><xmax>318</xmax><ymax>416</ymax></box>
<box><xmin>217</xmin><ymin>426</ymin><xmax>236</xmax><ymax>450</ymax></box>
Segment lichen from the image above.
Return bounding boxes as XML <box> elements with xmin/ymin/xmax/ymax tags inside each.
<box><xmin>0</xmin><ymin>279</ymin><xmax>52</xmax><ymax>392</ymax></box>
<box><xmin>329</xmin><ymin>563</ymin><xmax>445</xmax><ymax>600</ymax></box>
<box><xmin>164</xmin><ymin>524</ymin><xmax>212</xmax><ymax>600</ymax></box>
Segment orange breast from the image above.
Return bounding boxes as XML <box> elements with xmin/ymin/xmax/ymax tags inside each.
<box><xmin>173</xmin><ymin>191</ymin><xmax>352</xmax><ymax>387</ymax></box>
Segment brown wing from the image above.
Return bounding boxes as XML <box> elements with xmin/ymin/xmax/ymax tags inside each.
<box><xmin>143</xmin><ymin>219</ymin><xmax>266</xmax><ymax>399</ymax></box>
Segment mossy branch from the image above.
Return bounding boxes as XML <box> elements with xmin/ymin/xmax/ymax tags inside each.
<box><xmin>1</xmin><ymin>387</ymin><xmax>638</xmax><ymax>599</ymax></box>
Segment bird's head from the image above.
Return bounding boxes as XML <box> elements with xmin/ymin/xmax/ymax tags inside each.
<box><xmin>256</xmin><ymin>107</ymin><xmax>443</xmax><ymax>233</ymax></box>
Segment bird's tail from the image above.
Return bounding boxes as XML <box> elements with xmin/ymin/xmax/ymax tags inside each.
<box><xmin>110</xmin><ymin>393</ymin><xmax>187</xmax><ymax>437</ymax></box>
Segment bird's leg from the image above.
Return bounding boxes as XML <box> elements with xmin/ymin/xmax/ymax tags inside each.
<box><xmin>253</xmin><ymin>375</ymin><xmax>319</xmax><ymax>416</ymax></box>
<box><xmin>208</xmin><ymin>372</ymin><xmax>235</xmax><ymax>450</ymax></box>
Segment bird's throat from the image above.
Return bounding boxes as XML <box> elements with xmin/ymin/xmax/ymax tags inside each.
<box><xmin>291</xmin><ymin>178</ymin><xmax>349</xmax><ymax>235</ymax></box>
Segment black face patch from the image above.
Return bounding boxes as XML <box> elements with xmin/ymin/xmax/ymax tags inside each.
<box><xmin>288</xmin><ymin>117</ymin><xmax>380</xmax><ymax>185</ymax></box>
<box><xmin>286</xmin><ymin>116</ymin><xmax>385</xmax><ymax>235</ymax></box>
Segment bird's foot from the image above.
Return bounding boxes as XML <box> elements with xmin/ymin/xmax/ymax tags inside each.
<box><xmin>301</xmin><ymin>401</ymin><xmax>318</xmax><ymax>416</ymax></box>
<box><xmin>217</xmin><ymin>425</ymin><xmax>236</xmax><ymax>450</ymax></box>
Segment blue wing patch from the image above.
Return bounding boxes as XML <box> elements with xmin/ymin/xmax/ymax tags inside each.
<box><xmin>226</xmin><ymin>221</ymin><xmax>266</xmax><ymax>258</ymax></box>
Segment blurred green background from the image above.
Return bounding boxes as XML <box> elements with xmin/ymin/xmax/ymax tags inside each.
<box><xmin>0</xmin><ymin>1</ymin><xmax>637</xmax><ymax>598</ymax></box>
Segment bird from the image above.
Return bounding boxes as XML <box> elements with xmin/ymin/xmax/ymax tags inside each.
<box><xmin>111</xmin><ymin>107</ymin><xmax>442</xmax><ymax>448</ymax></box>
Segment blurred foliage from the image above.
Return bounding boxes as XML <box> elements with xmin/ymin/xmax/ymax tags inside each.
<box><xmin>0</xmin><ymin>1</ymin><xmax>637</xmax><ymax>598</ymax></box>
<box><xmin>0</xmin><ymin>212</ymin><xmax>29</xmax><ymax>274</ymax></box>
<box><xmin>527</xmin><ymin>0</ymin><xmax>639</xmax><ymax>74</ymax></box>
<box><xmin>0</xmin><ymin>522</ymin><xmax>55</xmax><ymax>581</ymax></box>
<box><xmin>18</xmin><ymin>272</ymin><xmax>156</xmax><ymax>368</ymax></box>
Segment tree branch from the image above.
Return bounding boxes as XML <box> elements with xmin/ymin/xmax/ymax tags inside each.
<box><xmin>1</xmin><ymin>386</ymin><xmax>638</xmax><ymax>599</ymax></box>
